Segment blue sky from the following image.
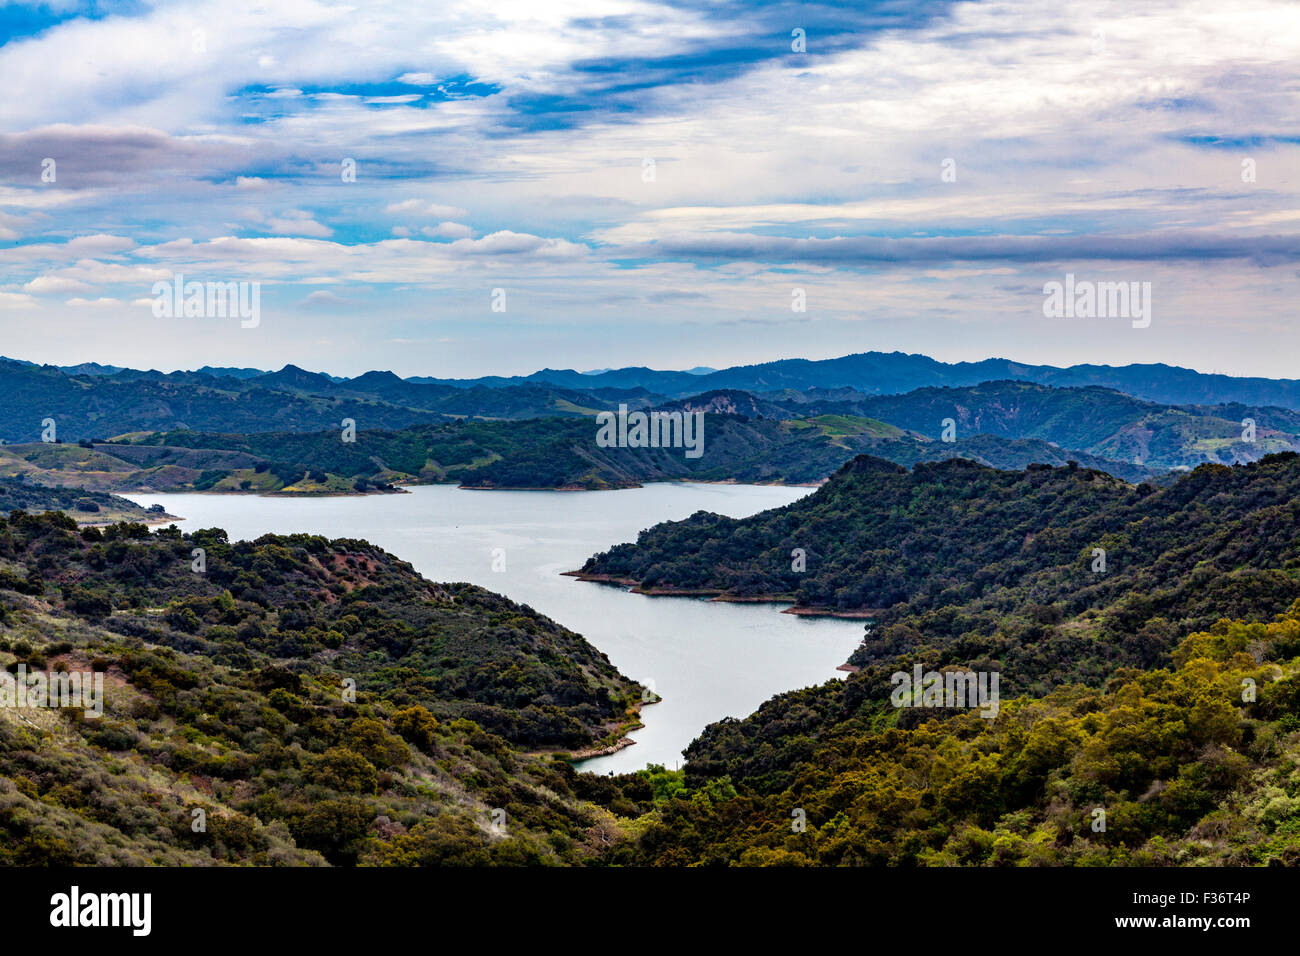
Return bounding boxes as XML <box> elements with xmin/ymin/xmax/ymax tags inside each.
<box><xmin>0</xmin><ymin>0</ymin><xmax>1298</xmax><ymax>377</ymax></box>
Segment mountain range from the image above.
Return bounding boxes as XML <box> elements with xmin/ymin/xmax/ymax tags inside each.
<box><xmin>4</xmin><ymin>350</ymin><xmax>1300</xmax><ymax>493</ymax></box>
<box><xmin>14</xmin><ymin>351</ymin><xmax>1300</xmax><ymax>409</ymax></box>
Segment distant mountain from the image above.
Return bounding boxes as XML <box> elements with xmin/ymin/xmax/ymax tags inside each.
<box><xmin>195</xmin><ymin>365</ymin><xmax>276</xmax><ymax>380</ymax></box>
<box><xmin>527</xmin><ymin>352</ymin><xmax>1300</xmax><ymax>409</ymax></box>
<box><xmin>415</xmin><ymin>352</ymin><xmax>1300</xmax><ymax>410</ymax></box>
<box><xmin>2</xmin><ymin>353</ymin><xmax>1297</xmax><ymax>479</ymax></box>
<box><xmin>19</xmin><ymin>350</ymin><xmax>1300</xmax><ymax>411</ymax></box>
<box><xmin>58</xmin><ymin>361</ymin><xmax>128</xmax><ymax>376</ymax></box>
<box><xmin>814</xmin><ymin>380</ymin><xmax>1300</xmax><ymax>470</ymax></box>
<box><xmin>657</xmin><ymin>388</ymin><xmax>799</xmax><ymax>420</ymax></box>
<box><xmin>0</xmin><ymin>359</ymin><xmax>669</xmax><ymax>443</ymax></box>
<box><xmin>409</xmin><ymin>366</ymin><xmax>711</xmax><ymax>394</ymax></box>
<box><xmin>258</xmin><ymin>363</ymin><xmax>342</xmax><ymax>393</ymax></box>
<box><xmin>0</xmin><ymin>358</ymin><xmax>445</xmax><ymax>442</ymax></box>
<box><xmin>0</xmin><ymin>357</ymin><xmax>127</xmax><ymax>376</ymax></box>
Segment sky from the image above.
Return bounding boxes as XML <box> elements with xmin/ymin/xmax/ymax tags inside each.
<box><xmin>0</xmin><ymin>0</ymin><xmax>1298</xmax><ymax>379</ymax></box>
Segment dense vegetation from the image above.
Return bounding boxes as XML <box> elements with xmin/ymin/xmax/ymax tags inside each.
<box><xmin>4</xmin><ymin>449</ymin><xmax>1300</xmax><ymax>866</ymax></box>
<box><xmin>0</xmin><ymin>511</ymin><xmax>643</xmax><ymax>864</ymax></box>
<box><xmin>0</xmin><ymin>359</ymin><xmax>444</xmax><ymax>443</ymax></box>
<box><xmin>592</xmin><ymin>606</ymin><xmax>1300</xmax><ymax>865</ymax></box>
<box><xmin>826</xmin><ymin>380</ymin><xmax>1299</xmax><ymax>470</ymax></box>
<box><xmin>582</xmin><ymin>453</ymin><xmax>1300</xmax><ymax>696</ymax></box>
<box><xmin>6</xmin><ymin>349</ymin><xmax>1300</xmax><ymax>867</ymax></box>
<box><xmin>565</xmin><ymin>454</ymin><xmax>1300</xmax><ymax>866</ymax></box>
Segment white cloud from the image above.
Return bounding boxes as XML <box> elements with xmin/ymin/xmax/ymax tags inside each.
<box><xmin>301</xmin><ymin>290</ymin><xmax>346</xmax><ymax>305</ymax></box>
<box><xmin>267</xmin><ymin>216</ymin><xmax>333</xmax><ymax>238</ymax></box>
<box><xmin>0</xmin><ymin>0</ymin><xmax>1297</xmax><ymax>375</ymax></box>
<box><xmin>66</xmin><ymin>297</ymin><xmax>121</xmax><ymax>307</ymax></box>
<box><xmin>448</xmin><ymin>230</ymin><xmax>585</xmax><ymax>257</ymax></box>
<box><xmin>48</xmin><ymin>261</ymin><xmax>173</xmax><ymax>284</ymax></box>
<box><xmin>24</xmin><ymin>275</ymin><xmax>92</xmax><ymax>293</ymax></box>
<box><xmin>385</xmin><ymin>199</ymin><xmax>470</xmax><ymax>220</ymax></box>
<box><xmin>242</xmin><ymin>207</ymin><xmax>334</xmax><ymax>238</ymax></box>
<box><xmin>422</xmin><ymin>221</ymin><xmax>475</xmax><ymax>239</ymax></box>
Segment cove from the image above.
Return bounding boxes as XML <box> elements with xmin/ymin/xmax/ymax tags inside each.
<box><xmin>125</xmin><ymin>483</ymin><xmax>865</xmax><ymax>774</ymax></box>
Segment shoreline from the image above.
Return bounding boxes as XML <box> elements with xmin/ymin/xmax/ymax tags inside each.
<box><xmin>458</xmin><ymin>483</ymin><xmax>636</xmax><ymax>492</ymax></box>
<box><xmin>144</xmin><ymin>487</ymin><xmax>410</xmax><ymax>499</ymax></box>
<box><xmin>42</xmin><ymin>476</ymin><xmax>825</xmax><ymax>498</ymax></box>
<box><xmin>564</xmin><ymin>571</ymin><xmax>880</xmax><ymax>619</ymax></box>
<box><xmin>565</xmin><ymin>735</ymin><xmax>638</xmax><ymax>761</ymax></box>
<box><xmin>781</xmin><ymin>606</ymin><xmax>881</xmax><ymax>619</ymax></box>
<box><xmin>559</xmin><ymin>696</ymin><xmax>660</xmax><ymax>762</ymax></box>
<box><xmin>460</xmin><ymin>477</ymin><xmax>826</xmax><ymax>492</ymax></box>
<box><xmin>78</xmin><ymin>512</ymin><xmax>184</xmax><ymax>528</ymax></box>
<box><xmin>262</xmin><ymin>487</ymin><xmax>410</xmax><ymax>498</ymax></box>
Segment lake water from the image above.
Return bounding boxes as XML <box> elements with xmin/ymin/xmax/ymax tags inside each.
<box><xmin>124</xmin><ymin>484</ymin><xmax>865</xmax><ymax>774</ymax></box>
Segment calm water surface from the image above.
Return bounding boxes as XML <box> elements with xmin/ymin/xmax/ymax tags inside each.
<box><xmin>126</xmin><ymin>484</ymin><xmax>864</xmax><ymax>773</ymax></box>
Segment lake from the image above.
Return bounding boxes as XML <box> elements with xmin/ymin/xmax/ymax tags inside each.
<box><xmin>124</xmin><ymin>483</ymin><xmax>865</xmax><ymax>774</ymax></box>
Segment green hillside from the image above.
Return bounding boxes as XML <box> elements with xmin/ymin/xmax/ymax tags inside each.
<box><xmin>0</xmin><ymin>512</ymin><xmax>642</xmax><ymax>865</ymax></box>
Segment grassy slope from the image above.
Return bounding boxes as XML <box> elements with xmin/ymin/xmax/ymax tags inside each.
<box><xmin>0</xmin><ymin>477</ymin><xmax>174</xmax><ymax>524</ymax></box>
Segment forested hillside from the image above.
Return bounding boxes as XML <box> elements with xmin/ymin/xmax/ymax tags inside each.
<box><xmin>4</xmin><ymin>463</ymin><xmax>1299</xmax><ymax>868</ymax></box>
<box><xmin>4</xmin><ymin>413</ymin><xmax>1153</xmax><ymax>496</ymax></box>
<box><xmin>820</xmin><ymin>380</ymin><xmax>1299</xmax><ymax>469</ymax></box>
<box><xmin>0</xmin><ymin>512</ymin><xmax>642</xmax><ymax>864</ymax></box>
<box><xmin>581</xmin><ymin>453</ymin><xmax>1300</xmax><ymax>694</ymax></box>
<box><xmin>4</xmin><ymin>358</ymin><xmax>1293</xmax><ymax>487</ymax></box>
<box><xmin>569</xmin><ymin>454</ymin><xmax>1300</xmax><ymax>867</ymax></box>
<box><xmin>0</xmin><ymin>359</ymin><xmax>669</xmax><ymax>444</ymax></box>
<box><xmin>591</xmin><ymin>606</ymin><xmax>1300</xmax><ymax>866</ymax></box>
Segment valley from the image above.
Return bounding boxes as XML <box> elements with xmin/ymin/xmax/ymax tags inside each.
<box><xmin>3</xmin><ymin>350</ymin><xmax>1300</xmax><ymax>870</ymax></box>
